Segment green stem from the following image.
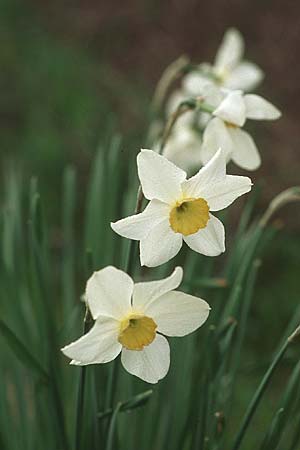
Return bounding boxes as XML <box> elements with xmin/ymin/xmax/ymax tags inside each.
<box><xmin>158</xmin><ymin>99</ymin><xmax>195</xmax><ymax>154</ymax></box>
<box><xmin>231</xmin><ymin>325</ymin><xmax>300</xmax><ymax>450</ymax></box>
<box><xmin>106</xmin><ymin>357</ymin><xmax>120</xmax><ymax>411</ymax></box>
<box><xmin>106</xmin><ymin>402</ymin><xmax>122</xmax><ymax>450</ymax></box>
<box><xmin>124</xmin><ymin>185</ymin><xmax>144</xmax><ymax>276</ymax></box>
<box><xmin>158</xmin><ymin>97</ymin><xmax>214</xmax><ymax>155</ymax></box>
<box><xmin>197</xmin><ymin>101</ymin><xmax>215</xmax><ymax>114</ymax></box>
<box><xmin>74</xmin><ymin>307</ymin><xmax>93</xmax><ymax>450</ymax></box>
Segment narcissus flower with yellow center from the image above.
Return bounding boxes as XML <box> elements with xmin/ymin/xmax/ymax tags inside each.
<box><xmin>183</xmin><ymin>28</ymin><xmax>264</xmax><ymax>95</ymax></box>
<box><xmin>61</xmin><ymin>266</ymin><xmax>210</xmax><ymax>384</ymax></box>
<box><xmin>111</xmin><ymin>149</ymin><xmax>252</xmax><ymax>267</ymax></box>
<box><xmin>201</xmin><ymin>90</ymin><xmax>281</xmax><ymax>170</ymax></box>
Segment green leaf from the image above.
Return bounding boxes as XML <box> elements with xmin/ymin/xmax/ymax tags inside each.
<box><xmin>0</xmin><ymin>319</ymin><xmax>49</xmax><ymax>383</ymax></box>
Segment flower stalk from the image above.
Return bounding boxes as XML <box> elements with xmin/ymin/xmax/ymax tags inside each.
<box><xmin>75</xmin><ymin>306</ymin><xmax>93</xmax><ymax>450</ymax></box>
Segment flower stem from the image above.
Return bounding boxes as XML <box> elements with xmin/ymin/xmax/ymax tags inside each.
<box><xmin>158</xmin><ymin>100</ymin><xmax>195</xmax><ymax>155</ymax></box>
<box><xmin>74</xmin><ymin>306</ymin><xmax>93</xmax><ymax>450</ymax></box>
<box><xmin>231</xmin><ymin>325</ymin><xmax>300</xmax><ymax>450</ymax></box>
<box><xmin>158</xmin><ymin>97</ymin><xmax>214</xmax><ymax>155</ymax></box>
<box><xmin>124</xmin><ymin>185</ymin><xmax>144</xmax><ymax>276</ymax></box>
<box><xmin>105</xmin><ymin>402</ymin><xmax>122</xmax><ymax>450</ymax></box>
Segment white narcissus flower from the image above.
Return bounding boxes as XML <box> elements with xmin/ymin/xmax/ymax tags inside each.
<box><xmin>201</xmin><ymin>90</ymin><xmax>281</xmax><ymax>171</ymax></box>
<box><xmin>61</xmin><ymin>266</ymin><xmax>210</xmax><ymax>384</ymax></box>
<box><xmin>183</xmin><ymin>28</ymin><xmax>264</xmax><ymax>96</ymax></box>
<box><xmin>111</xmin><ymin>149</ymin><xmax>252</xmax><ymax>267</ymax></box>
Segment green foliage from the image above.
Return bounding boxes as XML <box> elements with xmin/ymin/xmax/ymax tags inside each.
<box><xmin>1</xmin><ymin>144</ymin><xmax>300</xmax><ymax>450</ymax></box>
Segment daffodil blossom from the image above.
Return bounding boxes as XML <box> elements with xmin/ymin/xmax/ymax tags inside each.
<box><xmin>111</xmin><ymin>149</ymin><xmax>252</xmax><ymax>267</ymax></box>
<box><xmin>201</xmin><ymin>90</ymin><xmax>281</xmax><ymax>170</ymax></box>
<box><xmin>183</xmin><ymin>28</ymin><xmax>264</xmax><ymax>96</ymax></box>
<box><xmin>61</xmin><ymin>266</ymin><xmax>210</xmax><ymax>384</ymax></box>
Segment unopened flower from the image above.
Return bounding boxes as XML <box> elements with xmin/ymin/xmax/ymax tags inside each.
<box><xmin>183</xmin><ymin>28</ymin><xmax>264</xmax><ymax>95</ymax></box>
<box><xmin>111</xmin><ymin>149</ymin><xmax>252</xmax><ymax>267</ymax></box>
<box><xmin>61</xmin><ymin>266</ymin><xmax>210</xmax><ymax>384</ymax></box>
<box><xmin>201</xmin><ymin>90</ymin><xmax>281</xmax><ymax>170</ymax></box>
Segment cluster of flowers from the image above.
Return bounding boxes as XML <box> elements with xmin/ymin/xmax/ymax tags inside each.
<box><xmin>164</xmin><ymin>28</ymin><xmax>281</xmax><ymax>172</ymax></box>
<box><xmin>62</xmin><ymin>29</ymin><xmax>281</xmax><ymax>384</ymax></box>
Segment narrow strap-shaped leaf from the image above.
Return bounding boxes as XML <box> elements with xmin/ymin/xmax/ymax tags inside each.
<box><xmin>0</xmin><ymin>319</ymin><xmax>49</xmax><ymax>383</ymax></box>
<box><xmin>260</xmin><ymin>359</ymin><xmax>300</xmax><ymax>449</ymax></box>
<box><xmin>231</xmin><ymin>325</ymin><xmax>300</xmax><ymax>450</ymax></box>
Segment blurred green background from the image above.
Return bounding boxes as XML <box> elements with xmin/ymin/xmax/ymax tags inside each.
<box><xmin>0</xmin><ymin>0</ymin><xmax>300</xmax><ymax>448</ymax></box>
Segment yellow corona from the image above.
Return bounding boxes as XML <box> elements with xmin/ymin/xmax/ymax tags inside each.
<box><xmin>169</xmin><ymin>198</ymin><xmax>209</xmax><ymax>236</ymax></box>
<box><xmin>118</xmin><ymin>314</ymin><xmax>157</xmax><ymax>350</ymax></box>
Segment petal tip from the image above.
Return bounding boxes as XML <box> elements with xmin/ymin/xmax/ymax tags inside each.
<box><xmin>174</xmin><ymin>265</ymin><xmax>184</xmax><ymax>278</ymax></box>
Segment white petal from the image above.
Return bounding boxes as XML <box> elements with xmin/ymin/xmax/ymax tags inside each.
<box><xmin>61</xmin><ymin>318</ymin><xmax>121</xmax><ymax>365</ymax></box>
<box><xmin>214</xmin><ymin>28</ymin><xmax>244</xmax><ymax>72</ymax></box>
<box><xmin>111</xmin><ymin>200</ymin><xmax>169</xmax><ymax>240</ymax></box>
<box><xmin>200</xmin><ymin>174</ymin><xmax>252</xmax><ymax>211</ymax></box>
<box><xmin>224</xmin><ymin>62</ymin><xmax>264</xmax><ymax>91</ymax></box>
<box><xmin>140</xmin><ymin>219</ymin><xmax>182</xmax><ymax>267</ymax></box>
<box><xmin>202</xmin><ymin>84</ymin><xmax>225</xmax><ymax>109</ymax></box>
<box><xmin>163</xmin><ymin>126</ymin><xmax>202</xmax><ymax>173</ymax></box>
<box><xmin>137</xmin><ymin>149</ymin><xmax>186</xmax><ymax>203</ymax></box>
<box><xmin>228</xmin><ymin>127</ymin><xmax>261</xmax><ymax>171</ymax></box>
<box><xmin>121</xmin><ymin>334</ymin><xmax>170</xmax><ymax>384</ymax></box>
<box><xmin>200</xmin><ymin>117</ymin><xmax>233</xmax><ymax>165</ymax></box>
<box><xmin>184</xmin><ymin>214</ymin><xmax>225</xmax><ymax>256</ymax></box>
<box><xmin>133</xmin><ymin>267</ymin><xmax>183</xmax><ymax>311</ymax></box>
<box><xmin>182</xmin><ymin>149</ymin><xmax>226</xmax><ymax>198</ymax></box>
<box><xmin>182</xmin><ymin>71</ymin><xmax>215</xmax><ymax>96</ymax></box>
<box><xmin>213</xmin><ymin>91</ymin><xmax>246</xmax><ymax>127</ymax></box>
<box><xmin>244</xmin><ymin>94</ymin><xmax>281</xmax><ymax>120</ymax></box>
<box><xmin>86</xmin><ymin>266</ymin><xmax>133</xmax><ymax>320</ymax></box>
<box><xmin>145</xmin><ymin>291</ymin><xmax>210</xmax><ymax>337</ymax></box>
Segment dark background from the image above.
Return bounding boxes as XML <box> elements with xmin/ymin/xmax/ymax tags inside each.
<box><xmin>1</xmin><ymin>0</ymin><xmax>299</xmax><ymax>204</ymax></box>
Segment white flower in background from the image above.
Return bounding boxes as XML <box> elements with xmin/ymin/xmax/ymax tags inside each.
<box><xmin>163</xmin><ymin>125</ymin><xmax>202</xmax><ymax>173</ymax></box>
<box><xmin>166</xmin><ymin>88</ymin><xmax>211</xmax><ymax>129</ymax></box>
<box><xmin>61</xmin><ymin>266</ymin><xmax>210</xmax><ymax>384</ymax></box>
<box><xmin>111</xmin><ymin>149</ymin><xmax>252</xmax><ymax>267</ymax></box>
<box><xmin>155</xmin><ymin>90</ymin><xmax>203</xmax><ymax>172</ymax></box>
<box><xmin>201</xmin><ymin>90</ymin><xmax>281</xmax><ymax>170</ymax></box>
<box><xmin>183</xmin><ymin>28</ymin><xmax>264</xmax><ymax>96</ymax></box>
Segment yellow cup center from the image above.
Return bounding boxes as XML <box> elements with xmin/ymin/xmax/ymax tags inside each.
<box><xmin>118</xmin><ymin>314</ymin><xmax>157</xmax><ymax>351</ymax></box>
<box><xmin>169</xmin><ymin>197</ymin><xmax>209</xmax><ymax>236</ymax></box>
